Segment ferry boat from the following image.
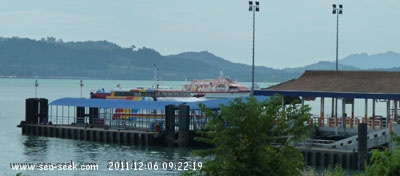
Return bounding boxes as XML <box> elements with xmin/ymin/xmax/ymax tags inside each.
<box><xmin>183</xmin><ymin>72</ymin><xmax>251</xmax><ymax>99</ymax></box>
<box><xmin>90</xmin><ymin>64</ymin><xmax>204</xmax><ymax>102</ymax></box>
<box><xmin>90</xmin><ymin>86</ymin><xmax>204</xmax><ymax>102</ymax></box>
<box><xmin>90</xmin><ymin>86</ymin><xmax>204</xmax><ymax>122</ymax></box>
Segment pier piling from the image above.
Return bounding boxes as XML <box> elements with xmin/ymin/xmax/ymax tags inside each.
<box><xmin>358</xmin><ymin>123</ymin><xmax>368</xmax><ymax>169</ymax></box>
<box><xmin>178</xmin><ymin>104</ymin><xmax>190</xmax><ymax>147</ymax></box>
<box><xmin>165</xmin><ymin>104</ymin><xmax>176</xmax><ymax>147</ymax></box>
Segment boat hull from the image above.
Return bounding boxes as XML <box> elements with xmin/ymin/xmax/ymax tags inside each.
<box><xmin>192</xmin><ymin>91</ymin><xmax>251</xmax><ymax>99</ymax></box>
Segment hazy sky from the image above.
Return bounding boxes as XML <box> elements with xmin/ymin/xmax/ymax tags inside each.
<box><xmin>1</xmin><ymin>0</ymin><xmax>399</xmax><ymax>69</ymax></box>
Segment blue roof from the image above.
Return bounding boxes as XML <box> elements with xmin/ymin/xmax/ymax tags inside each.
<box><xmin>49</xmin><ymin>96</ymin><xmax>269</xmax><ymax>110</ymax></box>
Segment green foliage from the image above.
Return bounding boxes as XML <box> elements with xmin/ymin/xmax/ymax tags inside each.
<box><xmin>0</xmin><ymin>36</ymin><xmax>297</xmax><ymax>81</ymax></box>
<box><xmin>361</xmin><ymin>132</ymin><xmax>400</xmax><ymax>176</ymax></box>
<box><xmin>193</xmin><ymin>95</ymin><xmax>313</xmax><ymax>175</ymax></box>
<box><xmin>326</xmin><ymin>164</ymin><xmax>346</xmax><ymax>176</ymax></box>
<box><xmin>302</xmin><ymin>164</ymin><xmax>346</xmax><ymax>176</ymax></box>
<box><xmin>361</xmin><ymin>149</ymin><xmax>400</xmax><ymax>176</ymax></box>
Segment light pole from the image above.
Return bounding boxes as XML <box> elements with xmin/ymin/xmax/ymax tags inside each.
<box><xmin>249</xmin><ymin>1</ymin><xmax>259</xmax><ymax>96</ymax></box>
<box><xmin>332</xmin><ymin>4</ymin><xmax>343</xmax><ymax>71</ymax></box>
<box><xmin>35</xmin><ymin>80</ymin><xmax>39</xmax><ymax>98</ymax></box>
<box><xmin>332</xmin><ymin>4</ymin><xmax>342</xmax><ymax>119</ymax></box>
<box><xmin>154</xmin><ymin>64</ymin><xmax>159</xmax><ymax>89</ymax></box>
<box><xmin>80</xmin><ymin>80</ymin><xmax>84</xmax><ymax>98</ymax></box>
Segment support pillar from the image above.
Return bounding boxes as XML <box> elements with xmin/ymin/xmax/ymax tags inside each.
<box><xmin>364</xmin><ymin>99</ymin><xmax>368</xmax><ymax>123</ymax></box>
<box><xmin>165</xmin><ymin>105</ymin><xmax>176</xmax><ymax>147</ymax></box>
<box><xmin>178</xmin><ymin>104</ymin><xmax>190</xmax><ymax>147</ymax></box>
<box><xmin>387</xmin><ymin>100</ymin><xmax>391</xmax><ymax>129</ymax></box>
<box><xmin>331</xmin><ymin>98</ymin><xmax>335</xmax><ymax>118</ymax></box>
<box><xmin>395</xmin><ymin>100</ymin><xmax>398</xmax><ymax>124</ymax></box>
<box><xmin>320</xmin><ymin>97</ymin><xmax>325</xmax><ymax>127</ymax></box>
<box><xmin>342</xmin><ymin>98</ymin><xmax>346</xmax><ymax>128</ymax></box>
<box><xmin>358</xmin><ymin>123</ymin><xmax>367</xmax><ymax>170</ymax></box>
<box><xmin>351</xmin><ymin>100</ymin><xmax>355</xmax><ymax>128</ymax></box>
<box><xmin>372</xmin><ymin>99</ymin><xmax>376</xmax><ymax>130</ymax></box>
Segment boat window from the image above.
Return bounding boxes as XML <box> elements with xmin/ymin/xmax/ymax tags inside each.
<box><xmin>114</xmin><ymin>91</ymin><xmax>136</xmax><ymax>97</ymax></box>
<box><xmin>156</xmin><ymin>92</ymin><xmax>164</xmax><ymax>97</ymax></box>
<box><xmin>142</xmin><ymin>92</ymin><xmax>154</xmax><ymax>97</ymax></box>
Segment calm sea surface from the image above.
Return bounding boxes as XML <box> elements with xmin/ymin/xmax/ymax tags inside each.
<box><xmin>0</xmin><ymin>78</ymin><xmax>387</xmax><ymax>175</ymax></box>
<box><xmin>0</xmin><ymin>78</ymin><xmax>200</xmax><ymax>176</ymax></box>
<box><xmin>0</xmin><ymin>78</ymin><xmax>276</xmax><ymax>176</ymax></box>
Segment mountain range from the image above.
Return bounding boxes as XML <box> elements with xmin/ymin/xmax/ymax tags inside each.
<box><xmin>1</xmin><ymin>37</ymin><xmax>400</xmax><ymax>82</ymax></box>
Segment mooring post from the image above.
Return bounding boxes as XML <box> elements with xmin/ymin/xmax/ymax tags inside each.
<box><xmin>165</xmin><ymin>104</ymin><xmax>176</xmax><ymax>147</ymax></box>
<box><xmin>25</xmin><ymin>98</ymin><xmax>39</xmax><ymax>124</ymax></box>
<box><xmin>358</xmin><ymin>123</ymin><xmax>367</xmax><ymax>170</ymax></box>
<box><xmin>178</xmin><ymin>104</ymin><xmax>190</xmax><ymax>147</ymax></box>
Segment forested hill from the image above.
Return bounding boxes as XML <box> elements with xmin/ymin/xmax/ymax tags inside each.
<box><xmin>2</xmin><ymin>37</ymin><xmax>399</xmax><ymax>82</ymax></box>
<box><xmin>0</xmin><ymin>37</ymin><xmax>296</xmax><ymax>82</ymax></box>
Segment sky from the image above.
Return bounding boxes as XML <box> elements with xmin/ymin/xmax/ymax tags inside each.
<box><xmin>0</xmin><ymin>0</ymin><xmax>399</xmax><ymax>69</ymax></box>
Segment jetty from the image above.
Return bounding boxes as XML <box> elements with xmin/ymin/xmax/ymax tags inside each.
<box><xmin>255</xmin><ymin>70</ymin><xmax>400</xmax><ymax>169</ymax></box>
<box><xmin>17</xmin><ymin>70</ymin><xmax>400</xmax><ymax>170</ymax></box>
<box><xmin>18</xmin><ymin>97</ymin><xmax>268</xmax><ymax>147</ymax></box>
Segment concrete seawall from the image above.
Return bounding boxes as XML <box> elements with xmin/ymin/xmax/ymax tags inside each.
<box><xmin>21</xmin><ymin>124</ymin><xmax>162</xmax><ymax>146</ymax></box>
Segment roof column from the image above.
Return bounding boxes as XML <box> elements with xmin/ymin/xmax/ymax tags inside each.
<box><xmin>364</xmin><ymin>99</ymin><xmax>368</xmax><ymax>124</ymax></box>
<box><xmin>342</xmin><ymin>98</ymin><xmax>346</xmax><ymax>128</ymax></box>
<box><xmin>395</xmin><ymin>100</ymin><xmax>398</xmax><ymax>124</ymax></box>
<box><xmin>372</xmin><ymin>99</ymin><xmax>376</xmax><ymax>130</ymax></box>
<box><xmin>320</xmin><ymin>97</ymin><xmax>325</xmax><ymax>127</ymax></box>
<box><xmin>335</xmin><ymin>98</ymin><xmax>338</xmax><ymax>119</ymax></box>
<box><xmin>331</xmin><ymin>98</ymin><xmax>335</xmax><ymax>118</ymax></box>
<box><xmin>387</xmin><ymin>100</ymin><xmax>391</xmax><ymax>129</ymax></box>
<box><xmin>351</xmin><ymin>100</ymin><xmax>354</xmax><ymax>128</ymax></box>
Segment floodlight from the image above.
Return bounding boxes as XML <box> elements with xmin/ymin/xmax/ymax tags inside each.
<box><xmin>332</xmin><ymin>4</ymin><xmax>344</xmax><ymax>71</ymax></box>
<box><xmin>256</xmin><ymin>1</ymin><xmax>260</xmax><ymax>11</ymax></box>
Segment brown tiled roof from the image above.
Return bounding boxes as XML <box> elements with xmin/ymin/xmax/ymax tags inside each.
<box><xmin>265</xmin><ymin>70</ymin><xmax>400</xmax><ymax>94</ymax></box>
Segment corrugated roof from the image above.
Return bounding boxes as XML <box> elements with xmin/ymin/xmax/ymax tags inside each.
<box><xmin>49</xmin><ymin>96</ymin><xmax>269</xmax><ymax>110</ymax></box>
<box><xmin>255</xmin><ymin>70</ymin><xmax>400</xmax><ymax>99</ymax></box>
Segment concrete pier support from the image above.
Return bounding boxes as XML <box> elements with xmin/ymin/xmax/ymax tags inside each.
<box><xmin>121</xmin><ymin>132</ymin><xmax>127</xmax><ymax>145</ymax></box>
<box><xmin>358</xmin><ymin>123</ymin><xmax>367</xmax><ymax>170</ymax></box>
<box><xmin>178</xmin><ymin>104</ymin><xmax>190</xmax><ymax>147</ymax></box>
<box><xmin>165</xmin><ymin>104</ymin><xmax>176</xmax><ymax>147</ymax></box>
<box><xmin>20</xmin><ymin>124</ymin><xmax>172</xmax><ymax>147</ymax></box>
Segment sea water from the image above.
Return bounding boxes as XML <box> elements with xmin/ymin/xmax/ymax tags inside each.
<box><xmin>0</xmin><ymin>78</ymin><xmax>388</xmax><ymax>175</ymax></box>
<box><xmin>0</xmin><ymin>78</ymin><xmax>205</xmax><ymax>176</ymax></box>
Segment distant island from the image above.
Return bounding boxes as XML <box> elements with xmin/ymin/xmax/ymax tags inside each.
<box><xmin>1</xmin><ymin>36</ymin><xmax>400</xmax><ymax>82</ymax></box>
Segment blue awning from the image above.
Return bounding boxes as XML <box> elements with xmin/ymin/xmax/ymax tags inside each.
<box><xmin>49</xmin><ymin>96</ymin><xmax>269</xmax><ymax>110</ymax></box>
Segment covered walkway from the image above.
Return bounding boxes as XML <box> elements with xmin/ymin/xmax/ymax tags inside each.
<box><xmin>255</xmin><ymin>70</ymin><xmax>400</xmax><ymax>130</ymax></box>
<box><xmin>48</xmin><ymin>96</ymin><xmax>269</xmax><ymax>131</ymax></box>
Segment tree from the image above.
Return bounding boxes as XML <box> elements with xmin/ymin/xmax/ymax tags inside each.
<box><xmin>361</xmin><ymin>132</ymin><xmax>400</xmax><ymax>176</ymax></box>
<box><xmin>194</xmin><ymin>95</ymin><xmax>313</xmax><ymax>175</ymax></box>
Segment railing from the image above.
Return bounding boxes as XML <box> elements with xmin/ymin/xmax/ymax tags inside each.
<box><xmin>309</xmin><ymin>115</ymin><xmax>393</xmax><ymax>130</ymax></box>
<box><xmin>48</xmin><ymin>106</ymin><xmax>210</xmax><ymax>132</ymax></box>
<box><xmin>300</xmin><ymin>128</ymin><xmax>390</xmax><ymax>150</ymax></box>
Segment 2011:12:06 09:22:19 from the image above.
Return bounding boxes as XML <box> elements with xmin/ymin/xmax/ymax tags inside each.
<box><xmin>107</xmin><ymin>160</ymin><xmax>203</xmax><ymax>171</ymax></box>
